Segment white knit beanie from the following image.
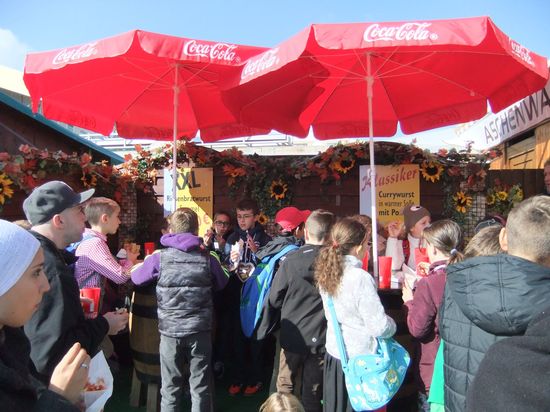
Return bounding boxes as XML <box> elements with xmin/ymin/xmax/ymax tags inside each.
<box><xmin>0</xmin><ymin>220</ymin><xmax>40</xmax><ymax>296</ymax></box>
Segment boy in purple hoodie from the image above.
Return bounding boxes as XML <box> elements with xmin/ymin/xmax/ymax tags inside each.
<box><xmin>131</xmin><ymin>208</ymin><xmax>228</xmax><ymax>412</ymax></box>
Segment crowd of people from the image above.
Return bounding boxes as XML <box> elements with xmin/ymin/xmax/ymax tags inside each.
<box><xmin>0</xmin><ymin>174</ymin><xmax>549</xmax><ymax>412</ymax></box>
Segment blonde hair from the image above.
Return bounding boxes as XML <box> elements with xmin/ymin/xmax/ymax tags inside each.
<box><xmin>315</xmin><ymin>218</ymin><xmax>367</xmax><ymax>296</ymax></box>
<box><xmin>506</xmin><ymin>195</ymin><xmax>550</xmax><ymax>265</ymax></box>
<box><xmin>169</xmin><ymin>208</ymin><xmax>199</xmax><ymax>234</ymax></box>
<box><xmin>11</xmin><ymin>219</ymin><xmax>32</xmax><ymax>230</ymax></box>
<box><xmin>464</xmin><ymin>225</ymin><xmax>504</xmax><ymax>258</ymax></box>
<box><xmin>305</xmin><ymin>209</ymin><xmax>336</xmax><ymax>243</ymax></box>
<box><xmin>259</xmin><ymin>392</ymin><xmax>305</xmax><ymax>412</ymax></box>
<box><xmin>84</xmin><ymin>197</ymin><xmax>120</xmax><ymax>225</ymax></box>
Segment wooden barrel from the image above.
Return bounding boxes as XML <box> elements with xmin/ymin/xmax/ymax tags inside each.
<box><xmin>379</xmin><ymin>288</ymin><xmax>417</xmax><ymax>412</ymax></box>
<box><xmin>129</xmin><ymin>284</ymin><xmax>161</xmax><ymax>384</ymax></box>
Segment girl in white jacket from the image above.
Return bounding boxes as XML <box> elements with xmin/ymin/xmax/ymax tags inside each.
<box><xmin>315</xmin><ymin>217</ymin><xmax>396</xmax><ymax>412</ymax></box>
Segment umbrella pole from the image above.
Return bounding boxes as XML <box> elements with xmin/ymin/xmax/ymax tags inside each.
<box><xmin>366</xmin><ymin>53</ymin><xmax>379</xmax><ymax>279</ymax></box>
<box><xmin>172</xmin><ymin>65</ymin><xmax>180</xmax><ymax>212</ymax></box>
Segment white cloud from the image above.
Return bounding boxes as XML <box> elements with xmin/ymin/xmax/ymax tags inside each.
<box><xmin>0</xmin><ymin>28</ymin><xmax>30</xmax><ymax>71</ymax></box>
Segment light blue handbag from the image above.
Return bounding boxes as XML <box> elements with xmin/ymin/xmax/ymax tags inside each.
<box><xmin>326</xmin><ymin>296</ymin><xmax>410</xmax><ymax>411</ymax></box>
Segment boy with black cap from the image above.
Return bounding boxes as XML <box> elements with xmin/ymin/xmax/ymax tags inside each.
<box><xmin>386</xmin><ymin>204</ymin><xmax>431</xmax><ymax>271</ymax></box>
<box><xmin>22</xmin><ymin>180</ymin><xmax>128</xmax><ymax>382</ymax></box>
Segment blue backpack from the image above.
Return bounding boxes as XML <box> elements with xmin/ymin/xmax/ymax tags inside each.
<box><xmin>240</xmin><ymin>244</ymin><xmax>298</xmax><ymax>337</ymax></box>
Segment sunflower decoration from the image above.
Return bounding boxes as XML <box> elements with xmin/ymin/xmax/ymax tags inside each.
<box><xmin>486</xmin><ymin>183</ymin><xmax>523</xmax><ymax>216</ymax></box>
<box><xmin>420</xmin><ymin>161</ymin><xmax>444</xmax><ymax>183</ymax></box>
<box><xmin>511</xmin><ymin>187</ymin><xmax>524</xmax><ymax>202</ymax></box>
<box><xmin>453</xmin><ymin>191</ymin><xmax>473</xmax><ymax>214</ymax></box>
<box><xmin>81</xmin><ymin>172</ymin><xmax>98</xmax><ymax>189</ymax></box>
<box><xmin>330</xmin><ymin>151</ymin><xmax>356</xmax><ymax>174</ymax></box>
<box><xmin>257</xmin><ymin>212</ymin><xmax>269</xmax><ymax>226</ymax></box>
<box><xmin>270</xmin><ymin>179</ymin><xmax>288</xmax><ymax>200</ymax></box>
<box><xmin>0</xmin><ymin>173</ymin><xmax>14</xmax><ymax>205</ymax></box>
<box><xmin>222</xmin><ymin>164</ymin><xmax>247</xmax><ymax>186</ymax></box>
<box><xmin>496</xmin><ymin>191</ymin><xmax>508</xmax><ymax>201</ymax></box>
<box><xmin>222</xmin><ymin>164</ymin><xmax>246</xmax><ymax>178</ymax></box>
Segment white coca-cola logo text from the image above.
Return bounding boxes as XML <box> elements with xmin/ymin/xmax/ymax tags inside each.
<box><xmin>241</xmin><ymin>48</ymin><xmax>280</xmax><ymax>80</ymax></box>
<box><xmin>363</xmin><ymin>23</ymin><xmax>438</xmax><ymax>42</ymax></box>
<box><xmin>52</xmin><ymin>43</ymin><xmax>98</xmax><ymax>65</ymax></box>
<box><xmin>183</xmin><ymin>40</ymin><xmax>238</xmax><ymax>62</ymax></box>
<box><xmin>509</xmin><ymin>40</ymin><xmax>535</xmax><ymax>67</ymax></box>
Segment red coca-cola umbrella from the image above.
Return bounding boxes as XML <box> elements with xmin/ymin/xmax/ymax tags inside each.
<box><xmin>23</xmin><ymin>29</ymin><xmax>269</xmax><ymax>206</ymax></box>
<box><xmin>226</xmin><ymin>16</ymin><xmax>548</xmax><ymax>274</ymax></box>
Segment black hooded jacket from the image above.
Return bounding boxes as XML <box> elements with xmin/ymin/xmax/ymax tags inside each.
<box><xmin>0</xmin><ymin>327</ymin><xmax>79</xmax><ymax>412</ymax></box>
<box><xmin>466</xmin><ymin>306</ymin><xmax>550</xmax><ymax>412</ymax></box>
<box><xmin>440</xmin><ymin>254</ymin><xmax>550</xmax><ymax>412</ymax></box>
<box><xmin>24</xmin><ymin>232</ymin><xmax>109</xmax><ymax>383</ymax></box>
<box><xmin>258</xmin><ymin>244</ymin><xmax>326</xmax><ymax>354</ymax></box>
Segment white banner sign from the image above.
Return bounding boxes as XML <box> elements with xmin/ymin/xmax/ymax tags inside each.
<box><xmin>454</xmin><ymin>79</ymin><xmax>550</xmax><ymax>151</ymax></box>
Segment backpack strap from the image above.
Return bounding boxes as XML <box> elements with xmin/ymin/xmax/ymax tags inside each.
<box><xmin>326</xmin><ymin>296</ymin><xmax>349</xmax><ymax>369</ymax></box>
<box><xmin>253</xmin><ymin>244</ymin><xmax>298</xmax><ymax>304</ymax></box>
<box><xmin>209</xmin><ymin>250</ymin><xmax>230</xmax><ymax>278</ymax></box>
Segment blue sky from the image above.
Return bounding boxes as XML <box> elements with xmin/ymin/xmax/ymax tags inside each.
<box><xmin>0</xmin><ymin>0</ymin><xmax>548</xmax><ymax>149</ymax></box>
<box><xmin>1</xmin><ymin>0</ymin><xmax>548</xmax><ymax>71</ymax></box>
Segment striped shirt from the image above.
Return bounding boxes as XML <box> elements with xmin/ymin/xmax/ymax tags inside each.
<box><xmin>75</xmin><ymin>228</ymin><xmax>132</xmax><ymax>288</ymax></box>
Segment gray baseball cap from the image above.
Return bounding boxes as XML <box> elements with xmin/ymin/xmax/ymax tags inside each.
<box><xmin>23</xmin><ymin>180</ymin><xmax>95</xmax><ymax>225</ymax></box>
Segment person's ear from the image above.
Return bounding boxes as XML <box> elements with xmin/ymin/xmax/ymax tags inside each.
<box><xmin>304</xmin><ymin>228</ymin><xmax>310</xmax><ymax>242</ymax></box>
<box><xmin>499</xmin><ymin>227</ymin><xmax>508</xmax><ymax>251</ymax></box>
<box><xmin>51</xmin><ymin>214</ymin><xmax>63</xmax><ymax>229</ymax></box>
<box><xmin>100</xmin><ymin>213</ymin><xmax>109</xmax><ymax>223</ymax></box>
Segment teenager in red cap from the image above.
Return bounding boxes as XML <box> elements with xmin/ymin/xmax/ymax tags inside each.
<box><xmin>249</xmin><ymin>206</ymin><xmax>311</xmax><ymax>396</ymax></box>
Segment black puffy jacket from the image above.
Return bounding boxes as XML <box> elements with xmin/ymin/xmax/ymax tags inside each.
<box><xmin>440</xmin><ymin>254</ymin><xmax>550</xmax><ymax>412</ymax></box>
<box><xmin>157</xmin><ymin>247</ymin><xmax>212</xmax><ymax>337</ymax></box>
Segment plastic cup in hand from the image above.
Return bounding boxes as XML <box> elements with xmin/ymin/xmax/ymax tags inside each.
<box><xmin>80</xmin><ymin>287</ymin><xmax>101</xmax><ymax>318</ymax></box>
<box><xmin>414</xmin><ymin>248</ymin><xmax>430</xmax><ymax>277</ymax></box>
<box><xmin>378</xmin><ymin>256</ymin><xmax>392</xmax><ymax>289</ymax></box>
<box><xmin>144</xmin><ymin>242</ymin><xmax>155</xmax><ymax>256</ymax></box>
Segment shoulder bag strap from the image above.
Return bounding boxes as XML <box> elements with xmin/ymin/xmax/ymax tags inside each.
<box><xmin>326</xmin><ymin>296</ymin><xmax>349</xmax><ymax>368</ymax></box>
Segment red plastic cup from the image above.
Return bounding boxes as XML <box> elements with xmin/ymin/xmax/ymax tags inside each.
<box><xmin>80</xmin><ymin>287</ymin><xmax>100</xmax><ymax>318</ymax></box>
<box><xmin>378</xmin><ymin>256</ymin><xmax>392</xmax><ymax>289</ymax></box>
<box><xmin>414</xmin><ymin>247</ymin><xmax>430</xmax><ymax>277</ymax></box>
<box><xmin>144</xmin><ymin>242</ymin><xmax>155</xmax><ymax>256</ymax></box>
<box><xmin>362</xmin><ymin>253</ymin><xmax>369</xmax><ymax>271</ymax></box>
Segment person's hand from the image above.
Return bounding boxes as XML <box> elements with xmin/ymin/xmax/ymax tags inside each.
<box><xmin>203</xmin><ymin>228</ymin><xmax>214</xmax><ymax>246</ymax></box>
<box><xmin>401</xmin><ymin>280</ymin><xmax>414</xmax><ymax>303</ymax></box>
<box><xmin>49</xmin><ymin>343</ymin><xmax>90</xmax><ymax>405</ymax></box>
<box><xmin>126</xmin><ymin>250</ymin><xmax>140</xmax><ymax>264</ymax></box>
<box><xmin>79</xmin><ymin>296</ymin><xmax>94</xmax><ymax>307</ymax></box>
<box><xmin>417</xmin><ymin>261</ymin><xmax>430</xmax><ymax>277</ymax></box>
<box><xmin>124</xmin><ymin>243</ymin><xmax>141</xmax><ymax>264</ymax></box>
<box><xmin>230</xmin><ymin>249</ymin><xmax>240</xmax><ymax>263</ymax></box>
<box><xmin>387</xmin><ymin>221</ymin><xmax>404</xmax><ymax>238</ymax></box>
<box><xmin>215</xmin><ymin>234</ymin><xmax>226</xmax><ymax>250</ymax></box>
<box><xmin>246</xmin><ymin>234</ymin><xmax>258</xmax><ymax>253</ymax></box>
<box><xmin>103</xmin><ymin>310</ymin><xmax>129</xmax><ymax>335</ymax></box>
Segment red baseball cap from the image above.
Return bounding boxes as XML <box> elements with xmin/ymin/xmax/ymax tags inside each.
<box><xmin>275</xmin><ymin>207</ymin><xmax>311</xmax><ymax>232</ymax></box>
